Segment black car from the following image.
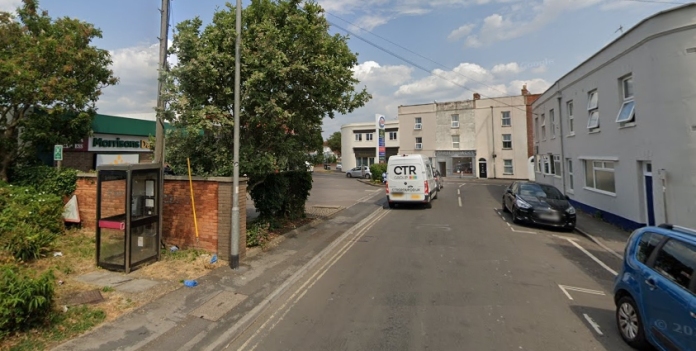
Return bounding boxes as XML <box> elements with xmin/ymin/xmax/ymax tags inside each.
<box><xmin>502</xmin><ymin>181</ymin><xmax>576</xmax><ymax>230</ymax></box>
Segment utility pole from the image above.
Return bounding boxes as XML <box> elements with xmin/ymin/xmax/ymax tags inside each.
<box><xmin>154</xmin><ymin>0</ymin><xmax>170</xmax><ymax>164</ymax></box>
<box><xmin>230</xmin><ymin>0</ymin><xmax>242</xmax><ymax>269</ymax></box>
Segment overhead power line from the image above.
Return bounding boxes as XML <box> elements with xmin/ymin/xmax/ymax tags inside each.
<box><xmin>327</xmin><ymin>20</ymin><xmax>533</xmax><ymax>116</ymax></box>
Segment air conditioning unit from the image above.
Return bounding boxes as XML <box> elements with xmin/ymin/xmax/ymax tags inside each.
<box><xmin>415</xmin><ymin>143</ymin><xmax>423</xmax><ymax>150</ymax></box>
<box><xmin>414</xmin><ymin>123</ymin><xmax>422</xmax><ymax>130</ymax></box>
<box><xmin>451</xmin><ymin>121</ymin><xmax>459</xmax><ymax>128</ymax></box>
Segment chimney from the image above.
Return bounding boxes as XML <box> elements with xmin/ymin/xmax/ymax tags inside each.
<box><xmin>473</xmin><ymin>93</ymin><xmax>481</xmax><ymax>100</ymax></box>
<box><xmin>521</xmin><ymin>84</ymin><xmax>529</xmax><ymax>96</ymax></box>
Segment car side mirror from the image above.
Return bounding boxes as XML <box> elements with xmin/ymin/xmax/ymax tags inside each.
<box><xmin>506</xmin><ymin>189</ymin><xmax>512</xmax><ymax>194</ymax></box>
<box><xmin>565</xmin><ymin>195</ymin><xmax>570</xmax><ymax>200</ymax></box>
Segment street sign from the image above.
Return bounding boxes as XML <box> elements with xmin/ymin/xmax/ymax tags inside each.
<box><xmin>54</xmin><ymin>145</ymin><xmax>63</xmax><ymax>161</ymax></box>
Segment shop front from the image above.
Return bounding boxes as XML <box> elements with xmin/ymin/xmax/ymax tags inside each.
<box><xmin>435</xmin><ymin>150</ymin><xmax>477</xmax><ymax>177</ymax></box>
<box><xmin>58</xmin><ymin>114</ymin><xmax>167</xmax><ymax>172</ymax></box>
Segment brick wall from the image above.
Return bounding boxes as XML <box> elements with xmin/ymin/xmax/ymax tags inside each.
<box><xmin>525</xmin><ymin>94</ymin><xmax>541</xmax><ymax>157</ymax></box>
<box><xmin>73</xmin><ymin>173</ymin><xmax>247</xmax><ymax>259</ymax></box>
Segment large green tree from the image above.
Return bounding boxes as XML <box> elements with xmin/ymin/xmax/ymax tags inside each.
<box><xmin>326</xmin><ymin>131</ymin><xmax>341</xmax><ymax>156</ymax></box>
<box><xmin>162</xmin><ymin>0</ymin><xmax>370</xmax><ymax>187</ymax></box>
<box><xmin>0</xmin><ymin>0</ymin><xmax>118</xmax><ymax>181</ymax></box>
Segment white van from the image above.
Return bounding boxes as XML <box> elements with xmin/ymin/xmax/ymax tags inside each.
<box><xmin>386</xmin><ymin>154</ymin><xmax>439</xmax><ymax>208</ymax></box>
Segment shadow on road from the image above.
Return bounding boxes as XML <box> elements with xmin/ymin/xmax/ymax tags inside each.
<box><xmin>566</xmin><ymin>305</ymin><xmax>641</xmax><ymax>351</ymax></box>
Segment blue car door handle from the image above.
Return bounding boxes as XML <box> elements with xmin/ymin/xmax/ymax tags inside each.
<box><xmin>645</xmin><ymin>277</ymin><xmax>656</xmax><ymax>289</ymax></box>
<box><xmin>691</xmin><ymin>311</ymin><xmax>696</xmax><ymax>319</ymax></box>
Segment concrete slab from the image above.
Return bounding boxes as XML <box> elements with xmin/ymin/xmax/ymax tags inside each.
<box><xmin>189</xmin><ymin>291</ymin><xmax>247</xmax><ymax>322</ymax></box>
<box><xmin>65</xmin><ymin>289</ymin><xmax>105</xmax><ymax>306</ymax></box>
<box><xmin>114</xmin><ymin>279</ymin><xmax>161</xmax><ymax>293</ymax></box>
<box><xmin>74</xmin><ymin>271</ymin><xmax>133</xmax><ymax>287</ymax></box>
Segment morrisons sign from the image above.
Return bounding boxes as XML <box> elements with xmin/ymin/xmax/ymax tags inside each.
<box><xmin>90</xmin><ymin>136</ymin><xmax>151</xmax><ymax>150</ymax></box>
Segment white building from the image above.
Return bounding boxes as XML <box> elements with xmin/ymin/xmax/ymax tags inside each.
<box><xmin>398</xmin><ymin>90</ymin><xmax>537</xmax><ymax>179</ymax></box>
<box><xmin>340</xmin><ymin>119</ymin><xmax>400</xmax><ymax>171</ymax></box>
<box><xmin>532</xmin><ymin>3</ymin><xmax>696</xmax><ymax>230</ymax></box>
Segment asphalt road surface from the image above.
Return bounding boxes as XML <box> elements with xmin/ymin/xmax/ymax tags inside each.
<box><xmin>227</xmin><ymin>181</ymin><xmax>633</xmax><ymax>351</ymax></box>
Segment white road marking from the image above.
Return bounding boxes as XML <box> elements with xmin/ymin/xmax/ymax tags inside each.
<box><xmin>237</xmin><ymin>209</ymin><xmax>390</xmax><ymax>351</ymax></box>
<box><xmin>458</xmin><ymin>197</ymin><xmax>462</xmax><ymax>207</ymax></box>
<box><xmin>552</xmin><ymin>234</ymin><xmax>579</xmax><ymax>242</ymax></box>
<box><xmin>564</xmin><ymin>238</ymin><xmax>618</xmax><ymax>276</ymax></box>
<box><xmin>458</xmin><ymin>183</ymin><xmax>467</xmax><ymax>188</ymax></box>
<box><xmin>579</xmin><ymin>231</ymin><xmax>624</xmax><ymax>260</ymax></box>
<box><xmin>558</xmin><ymin>285</ymin><xmax>574</xmax><ymax>300</ymax></box>
<box><xmin>510</xmin><ymin>227</ymin><xmax>536</xmax><ymax>234</ymax></box>
<box><xmin>583</xmin><ymin>313</ymin><xmax>604</xmax><ymax>336</ymax></box>
<box><xmin>558</xmin><ymin>285</ymin><xmax>605</xmax><ymax>297</ymax></box>
<box><xmin>457</xmin><ymin>189</ymin><xmax>460</xmax><ymax>195</ymax></box>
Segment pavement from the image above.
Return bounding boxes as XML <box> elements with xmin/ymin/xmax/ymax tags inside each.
<box><xmin>52</xmin><ymin>175</ymin><xmax>635</xmax><ymax>351</ymax></box>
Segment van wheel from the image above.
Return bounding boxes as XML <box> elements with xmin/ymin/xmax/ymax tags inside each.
<box><xmin>387</xmin><ymin>202</ymin><xmax>395</xmax><ymax>209</ymax></box>
<box><xmin>425</xmin><ymin>201</ymin><xmax>432</xmax><ymax>209</ymax></box>
<box><xmin>433</xmin><ymin>190</ymin><xmax>438</xmax><ymax>200</ymax></box>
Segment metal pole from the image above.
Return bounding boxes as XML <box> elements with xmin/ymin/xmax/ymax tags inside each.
<box><xmin>230</xmin><ymin>0</ymin><xmax>242</xmax><ymax>269</ymax></box>
<box><xmin>490</xmin><ymin>105</ymin><xmax>495</xmax><ymax>179</ymax></box>
<box><xmin>154</xmin><ymin>0</ymin><xmax>170</xmax><ymax>164</ymax></box>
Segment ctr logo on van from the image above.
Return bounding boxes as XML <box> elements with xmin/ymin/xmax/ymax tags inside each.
<box><xmin>392</xmin><ymin>165</ymin><xmax>418</xmax><ymax>179</ymax></box>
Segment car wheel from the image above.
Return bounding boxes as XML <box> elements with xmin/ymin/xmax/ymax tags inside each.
<box><xmin>347</xmin><ymin>173</ymin><xmax>352</xmax><ymax>178</ymax></box>
<box><xmin>616</xmin><ymin>296</ymin><xmax>650</xmax><ymax>350</ymax></box>
<box><xmin>502</xmin><ymin>199</ymin><xmax>510</xmax><ymax>213</ymax></box>
<box><xmin>365</xmin><ymin>174</ymin><xmax>370</xmax><ymax>179</ymax></box>
<box><xmin>511</xmin><ymin>209</ymin><xmax>521</xmax><ymax>223</ymax></box>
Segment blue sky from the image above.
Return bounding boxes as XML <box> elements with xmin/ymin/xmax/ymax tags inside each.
<box><xmin>0</xmin><ymin>0</ymin><xmax>684</xmax><ymax>138</ymax></box>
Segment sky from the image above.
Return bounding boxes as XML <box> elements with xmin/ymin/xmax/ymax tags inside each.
<box><xmin>0</xmin><ymin>0</ymin><xmax>686</xmax><ymax>139</ymax></box>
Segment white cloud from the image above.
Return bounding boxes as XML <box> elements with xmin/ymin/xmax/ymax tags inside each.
<box><xmin>492</xmin><ymin>62</ymin><xmax>521</xmax><ymax>75</ymax></box>
<box><xmin>96</xmin><ymin>42</ymin><xmax>176</xmax><ymax>116</ymax></box>
<box><xmin>0</xmin><ymin>0</ymin><xmax>20</xmax><ymax>13</ymax></box>
<box><xmin>352</xmin><ymin>61</ymin><xmax>414</xmax><ymax>87</ymax></box>
<box><xmin>395</xmin><ymin>62</ymin><xmax>494</xmax><ymax>98</ymax></box>
<box><xmin>447</xmin><ymin>23</ymin><xmax>475</xmax><ymax>41</ymax></box>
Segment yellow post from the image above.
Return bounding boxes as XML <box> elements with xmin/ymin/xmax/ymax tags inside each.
<box><xmin>187</xmin><ymin>158</ymin><xmax>200</xmax><ymax>242</ymax></box>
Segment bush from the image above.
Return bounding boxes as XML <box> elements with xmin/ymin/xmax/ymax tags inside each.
<box><xmin>0</xmin><ymin>184</ymin><xmax>64</xmax><ymax>261</ymax></box>
<box><xmin>0</xmin><ymin>265</ymin><xmax>55</xmax><ymax>336</ymax></box>
<box><xmin>11</xmin><ymin>165</ymin><xmax>79</xmax><ymax>198</ymax></box>
<box><xmin>369</xmin><ymin>163</ymin><xmax>387</xmax><ymax>182</ymax></box>
<box><xmin>249</xmin><ymin>170</ymin><xmax>313</xmax><ymax>229</ymax></box>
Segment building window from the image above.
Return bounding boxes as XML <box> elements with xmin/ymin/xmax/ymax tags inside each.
<box><xmin>366</xmin><ymin>133</ymin><xmax>373</xmax><ymax>141</ymax></box>
<box><xmin>567</xmin><ymin>158</ymin><xmax>574</xmax><ymax>191</ymax></box>
<box><xmin>502</xmin><ymin>134</ymin><xmax>512</xmax><ymax>149</ymax></box>
<box><xmin>567</xmin><ymin>101</ymin><xmax>574</xmax><ymax>135</ymax></box>
<box><xmin>452</xmin><ymin>135</ymin><xmax>460</xmax><ymax>149</ymax></box>
<box><xmin>389</xmin><ymin>131</ymin><xmax>397</xmax><ymax>140</ymax></box>
<box><xmin>415</xmin><ymin>137</ymin><xmax>423</xmax><ymax>150</ymax></box>
<box><xmin>553</xmin><ymin>155</ymin><xmax>561</xmax><ymax>177</ymax></box>
<box><xmin>616</xmin><ymin>75</ymin><xmax>635</xmax><ymax>125</ymax></box>
<box><xmin>587</xmin><ymin>90</ymin><xmax>599</xmax><ymax>131</ymax></box>
<box><xmin>550</xmin><ymin>109</ymin><xmax>556</xmax><ymax>138</ymax></box>
<box><xmin>503</xmin><ymin>160</ymin><xmax>513</xmax><ymax>175</ymax></box>
<box><xmin>541</xmin><ymin>113</ymin><xmax>546</xmax><ymax>140</ymax></box>
<box><xmin>502</xmin><ymin>111</ymin><xmax>511</xmax><ymax>126</ymax></box>
<box><xmin>451</xmin><ymin>114</ymin><xmax>459</xmax><ymax>128</ymax></box>
<box><xmin>534</xmin><ymin>117</ymin><xmax>539</xmax><ymax>142</ymax></box>
<box><xmin>355</xmin><ymin>133</ymin><xmax>362</xmax><ymax>141</ymax></box>
<box><xmin>584</xmin><ymin>160</ymin><xmax>615</xmax><ymax>194</ymax></box>
<box><xmin>543</xmin><ymin>155</ymin><xmax>551</xmax><ymax>174</ymax></box>
<box><xmin>415</xmin><ymin>117</ymin><xmax>422</xmax><ymax>130</ymax></box>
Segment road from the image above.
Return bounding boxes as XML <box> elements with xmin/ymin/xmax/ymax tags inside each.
<box><xmin>226</xmin><ymin>180</ymin><xmax>633</xmax><ymax>351</ymax></box>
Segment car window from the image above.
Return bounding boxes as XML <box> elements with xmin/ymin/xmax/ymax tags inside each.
<box><xmin>652</xmin><ymin>239</ymin><xmax>696</xmax><ymax>292</ymax></box>
<box><xmin>636</xmin><ymin>232</ymin><xmax>664</xmax><ymax>263</ymax></box>
<box><xmin>518</xmin><ymin>183</ymin><xmax>564</xmax><ymax>199</ymax></box>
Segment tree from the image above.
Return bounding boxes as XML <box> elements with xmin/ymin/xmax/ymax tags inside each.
<box><xmin>326</xmin><ymin>131</ymin><xmax>341</xmax><ymax>156</ymax></box>
<box><xmin>162</xmin><ymin>0</ymin><xmax>370</xmax><ymax>186</ymax></box>
<box><xmin>0</xmin><ymin>0</ymin><xmax>118</xmax><ymax>181</ymax></box>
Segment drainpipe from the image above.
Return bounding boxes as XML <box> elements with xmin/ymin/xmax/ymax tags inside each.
<box><xmin>491</xmin><ymin>105</ymin><xmax>496</xmax><ymax>179</ymax></box>
<box><xmin>659</xmin><ymin>169</ymin><xmax>669</xmax><ymax>223</ymax></box>
<box><xmin>556</xmin><ymin>89</ymin><xmax>567</xmax><ymax>194</ymax></box>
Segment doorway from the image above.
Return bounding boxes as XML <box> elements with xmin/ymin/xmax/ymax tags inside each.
<box><xmin>439</xmin><ymin>162</ymin><xmax>446</xmax><ymax>177</ymax></box>
<box><xmin>643</xmin><ymin>162</ymin><xmax>656</xmax><ymax>226</ymax></box>
<box><xmin>478</xmin><ymin>158</ymin><xmax>487</xmax><ymax>178</ymax></box>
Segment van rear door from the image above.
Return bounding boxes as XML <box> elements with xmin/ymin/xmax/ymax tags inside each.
<box><xmin>388</xmin><ymin>159</ymin><xmax>425</xmax><ymax>201</ymax></box>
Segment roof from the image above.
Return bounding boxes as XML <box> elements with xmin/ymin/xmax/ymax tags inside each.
<box><xmin>536</xmin><ymin>2</ymin><xmax>696</xmax><ymax>98</ymax></box>
<box><xmin>92</xmin><ymin>114</ymin><xmax>174</xmax><ymax>136</ymax></box>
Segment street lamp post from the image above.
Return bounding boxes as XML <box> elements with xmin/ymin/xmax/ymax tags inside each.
<box><xmin>230</xmin><ymin>0</ymin><xmax>242</xmax><ymax>269</ymax></box>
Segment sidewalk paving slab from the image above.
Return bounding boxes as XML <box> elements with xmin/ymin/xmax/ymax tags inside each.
<box><xmin>574</xmin><ymin>210</ymin><xmax>633</xmax><ymax>259</ymax></box>
<box><xmin>51</xmin><ymin>199</ymin><xmax>383</xmax><ymax>351</ymax></box>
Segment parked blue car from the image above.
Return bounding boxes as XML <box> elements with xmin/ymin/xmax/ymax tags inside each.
<box><xmin>613</xmin><ymin>223</ymin><xmax>696</xmax><ymax>351</ymax></box>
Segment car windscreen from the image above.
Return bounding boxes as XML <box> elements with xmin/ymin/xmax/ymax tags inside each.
<box><xmin>518</xmin><ymin>183</ymin><xmax>565</xmax><ymax>200</ymax></box>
